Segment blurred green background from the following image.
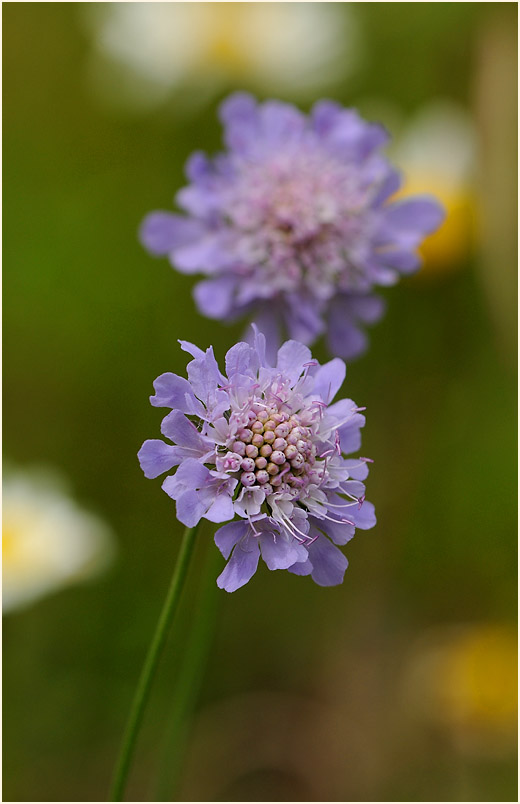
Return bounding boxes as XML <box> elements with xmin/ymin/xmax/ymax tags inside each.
<box><xmin>3</xmin><ymin>3</ymin><xmax>517</xmax><ymax>802</ymax></box>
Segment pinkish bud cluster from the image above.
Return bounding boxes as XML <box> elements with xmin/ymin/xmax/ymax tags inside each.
<box><xmin>222</xmin><ymin>401</ymin><xmax>319</xmax><ymax>496</ymax></box>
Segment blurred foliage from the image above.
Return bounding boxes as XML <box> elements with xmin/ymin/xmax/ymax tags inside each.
<box><xmin>3</xmin><ymin>3</ymin><xmax>517</xmax><ymax>802</ymax></box>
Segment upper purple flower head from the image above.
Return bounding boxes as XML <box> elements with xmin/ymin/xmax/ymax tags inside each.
<box><xmin>141</xmin><ymin>92</ymin><xmax>444</xmax><ymax>360</ymax></box>
<box><xmin>138</xmin><ymin>327</ymin><xmax>375</xmax><ymax>592</ymax></box>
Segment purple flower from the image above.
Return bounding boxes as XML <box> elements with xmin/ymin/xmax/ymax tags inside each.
<box><xmin>138</xmin><ymin>327</ymin><xmax>376</xmax><ymax>592</ymax></box>
<box><xmin>140</xmin><ymin>92</ymin><xmax>445</xmax><ymax>360</ymax></box>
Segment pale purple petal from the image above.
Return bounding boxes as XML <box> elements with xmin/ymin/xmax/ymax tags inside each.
<box><xmin>139</xmin><ymin>212</ymin><xmax>203</xmax><ymax>256</ymax></box>
<box><xmin>217</xmin><ymin>533</ymin><xmax>260</xmax><ymax>592</ymax></box>
<box><xmin>327</xmin><ymin>309</ymin><xmax>368</xmax><ymax>361</ymax></box>
<box><xmin>186</xmin><ymin>347</ymin><xmax>222</xmax><ymax>403</ymax></box>
<box><xmin>150</xmin><ymin>372</ymin><xmax>200</xmax><ymax>412</ymax></box>
<box><xmin>174</xmin><ymin>489</ymin><xmax>206</xmax><ymax>528</ymax></box>
<box><xmin>214</xmin><ymin>520</ymin><xmax>249</xmax><ymax>560</ymax></box>
<box><xmin>347</xmin><ymin>500</ymin><xmax>377</xmax><ymax>530</ymax></box>
<box><xmin>178</xmin><ymin>340</ymin><xmax>205</xmax><ymax>359</ymax></box>
<box><xmin>315</xmin><ymin>517</ymin><xmax>356</xmax><ymax>546</ymax></box>
<box><xmin>311</xmin><ymin>358</ymin><xmax>346</xmax><ymax>404</ymax></box>
<box><xmin>259</xmin><ymin>530</ymin><xmax>308</xmax><ymax>571</ymax></box>
<box><xmin>342</xmin><ymin>458</ymin><xmax>370</xmax><ymax>481</ymax></box>
<box><xmin>287</xmin><ymin>557</ymin><xmax>313</xmax><ymax>576</ymax></box>
<box><xmin>307</xmin><ymin>534</ymin><xmax>349</xmax><ymax>586</ymax></box>
<box><xmin>160</xmin><ymin>410</ymin><xmax>210</xmax><ymax>451</ymax></box>
<box><xmin>169</xmin><ymin>458</ymin><xmax>211</xmax><ymax>491</ymax></box>
<box><xmin>225</xmin><ymin>341</ymin><xmax>258</xmax><ymax>380</ymax></box>
<box><xmin>379</xmin><ymin>197</ymin><xmax>445</xmax><ymax>248</ymax></box>
<box><xmin>205</xmin><ymin>492</ymin><xmax>235</xmax><ymax>524</ymax></box>
<box><xmin>194</xmin><ymin>276</ymin><xmax>237</xmax><ymax>319</ymax></box>
<box><xmin>219</xmin><ymin>92</ymin><xmax>260</xmax><ymax>154</ymax></box>
<box><xmin>137</xmin><ymin>439</ymin><xmax>182</xmax><ymax>479</ymax></box>
<box><xmin>276</xmin><ymin>340</ymin><xmax>312</xmax><ymax>384</ymax></box>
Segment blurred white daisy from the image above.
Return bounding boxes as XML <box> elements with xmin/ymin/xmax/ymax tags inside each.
<box><xmin>3</xmin><ymin>469</ymin><xmax>115</xmax><ymax>613</ymax></box>
<box><xmin>82</xmin><ymin>2</ymin><xmax>361</xmax><ymax>113</ymax></box>
<box><xmin>392</xmin><ymin>100</ymin><xmax>478</xmax><ymax>274</ymax></box>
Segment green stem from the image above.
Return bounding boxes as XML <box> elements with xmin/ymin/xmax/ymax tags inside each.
<box><xmin>109</xmin><ymin>523</ymin><xmax>199</xmax><ymax>802</ymax></box>
<box><xmin>154</xmin><ymin>546</ymin><xmax>222</xmax><ymax>801</ymax></box>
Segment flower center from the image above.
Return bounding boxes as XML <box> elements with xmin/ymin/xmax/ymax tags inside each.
<box><xmin>221</xmin><ymin>397</ymin><xmax>322</xmax><ymax>499</ymax></box>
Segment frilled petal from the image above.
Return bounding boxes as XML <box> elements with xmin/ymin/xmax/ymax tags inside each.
<box><xmin>225</xmin><ymin>341</ymin><xmax>258</xmax><ymax>380</ymax></box>
<box><xmin>287</xmin><ymin>557</ymin><xmax>314</xmax><ymax>576</ymax></box>
<box><xmin>214</xmin><ymin>520</ymin><xmax>249</xmax><ymax>560</ymax></box>
<box><xmin>259</xmin><ymin>530</ymin><xmax>308</xmax><ymax>571</ymax></box>
<box><xmin>173</xmin><ymin>234</ymin><xmax>233</xmax><ymax>274</ymax></box>
<box><xmin>186</xmin><ymin>347</ymin><xmax>223</xmax><ymax>404</ymax></box>
<box><xmin>379</xmin><ymin>197</ymin><xmax>445</xmax><ymax>249</ymax></box>
<box><xmin>204</xmin><ymin>492</ymin><xmax>235</xmax><ymax>524</ymax></box>
<box><xmin>194</xmin><ymin>276</ymin><xmax>237</xmax><ymax>319</ymax></box>
<box><xmin>259</xmin><ymin>100</ymin><xmax>306</xmax><ymax>145</ymax></box>
<box><xmin>342</xmin><ymin>458</ymin><xmax>370</xmax><ymax>481</ymax></box>
<box><xmin>284</xmin><ymin>294</ymin><xmax>325</xmax><ymax>345</ymax></box>
<box><xmin>320</xmin><ymin>106</ymin><xmax>389</xmax><ymax>161</ymax></box>
<box><xmin>347</xmin><ymin>500</ymin><xmax>377</xmax><ymax>530</ymax></box>
<box><xmin>150</xmin><ymin>372</ymin><xmax>201</xmax><ymax>414</ymax></box>
<box><xmin>326</xmin><ymin>398</ymin><xmax>366</xmax><ymax>439</ymax></box>
<box><xmin>217</xmin><ymin>532</ymin><xmax>260</xmax><ymax>592</ymax></box>
<box><xmin>307</xmin><ymin>533</ymin><xmax>349</xmax><ymax>586</ymax></box>
<box><xmin>311</xmin><ymin>358</ymin><xmax>346</xmax><ymax>404</ymax></box>
<box><xmin>375</xmin><ymin>249</ymin><xmax>421</xmax><ymax>275</ymax></box>
<box><xmin>276</xmin><ymin>340</ymin><xmax>312</xmax><ymax>384</ymax></box>
<box><xmin>175</xmin><ymin>490</ymin><xmax>206</xmax><ymax>528</ymax></box>
<box><xmin>340</xmin><ymin>294</ymin><xmax>386</xmax><ymax>324</ymax></box>
<box><xmin>341</xmin><ymin>480</ymin><xmax>366</xmax><ymax>498</ymax></box>
<box><xmin>161</xmin><ymin>459</ymin><xmax>211</xmax><ymax>499</ymax></box>
<box><xmin>315</xmin><ymin>517</ymin><xmax>356</xmax><ymax>546</ymax></box>
<box><xmin>219</xmin><ymin>92</ymin><xmax>260</xmax><ymax>154</ymax></box>
<box><xmin>160</xmin><ymin>410</ymin><xmax>212</xmax><ymax>453</ymax></box>
<box><xmin>139</xmin><ymin>212</ymin><xmax>204</xmax><ymax>256</ymax></box>
<box><xmin>137</xmin><ymin>439</ymin><xmax>183</xmax><ymax>479</ymax></box>
<box><xmin>327</xmin><ymin>308</ymin><xmax>368</xmax><ymax>361</ymax></box>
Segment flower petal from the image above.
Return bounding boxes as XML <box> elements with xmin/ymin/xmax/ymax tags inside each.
<box><xmin>160</xmin><ymin>410</ymin><xmax>210</xmax><ymax>452</ymax></box>
<box><xmin>139</xmin><ymin>212</ymin><xmax>203</xmax><ymax>256</ymax></box>
<box><xmin>150</xmin><ymin>372</ymin><xmax>200</xmax><ymax>413</ymax></box>
<box><xmin>259</xmin><ymin>530</ymin><xmax>308</xmax><ymax>571</ymax></box>
<box><xmin>276</xmin><ymin>340</ymin><xmax>312</xmax><ymax>384</ymax></box>
<box><xmin>214</xmin><ymin>521</ymin><xmax>249</xmax><ymax>560</ymax></box>
<box><xmin>175</xmin><ymin>490</ymin><xmax>206</xmax><ymax>528</ymax></box>
<box><xmin>205</xmin><ymin>492</ymin><xmax>235</xmax><ymax>524</ymax></box>
<box><xmin>307</xmin><ymin>534</ymin><xmax>349</xmax><ymax>586</ymax></box>
<box><xmin>137</xmin><ymin>439</ymin><xmax>182</xmax><ymax>479</ymax></box>
<box><xmin>217</xmin><ymin>533</ymin><xmax>260</xmax><ymax>592</ymax></box>
<box><xmin>194</xmin><ymin>276</ymin><xmax>237</xmax><ymax>319</ymax></box>
<box><xmin>311</xmin><ymin>358</ymin><xmax>346</xmax><ymax>404</ymax></box>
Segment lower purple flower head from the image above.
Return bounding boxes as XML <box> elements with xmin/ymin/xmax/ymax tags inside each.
<box><xmin>138</xmin><ymin>327</ymin><xmax>376</xmax><ymax>592</ymax></box>
<box><xmin>141</xmin><ymin>92</ymin><xmax>444</xmax><ymax>360</ymax></box>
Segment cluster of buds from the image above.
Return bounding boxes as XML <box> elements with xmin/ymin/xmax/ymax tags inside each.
<box><xmin>217</xmin><ymin>402</ymin><xmax>320</xmax><ymax>496</ymax></box>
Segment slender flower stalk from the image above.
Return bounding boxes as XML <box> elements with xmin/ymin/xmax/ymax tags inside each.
<box><xmin>155</xmin><ymin>545</ymin><xmax>222</xmax><ymax>801</ymax></box>
<box><xmin>109</xmin><ymin>523</ymin><xmax>199</xmax><ymax>802</ymax></box>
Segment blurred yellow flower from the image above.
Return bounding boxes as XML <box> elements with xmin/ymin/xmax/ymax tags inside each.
<box><xmin>3</xmin><ymin>470</ymin><xmax>115</xmax><ymax>613</ymax></box>
<box><xmin>405</xmin><ymin>623</ymin><xmax>517</xmax><ymax>756</ymax></box>
<box><xmin>83</xmin><ymin>2</ymin><xmax>360</xmax><ymax>113</ymax></box>
<box><xmin>393</xmin><ymin>101</ymin><xmax>478</xmax><ymax>275</ymax></box>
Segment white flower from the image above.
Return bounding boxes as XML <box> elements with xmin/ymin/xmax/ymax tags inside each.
<box><xmin>3</xmin><ymin>470</ymin><xmax>115</xmax><ymax>613</ymax></box>
<box><xmin>83</xmin><ymin>3</ymin><xmax>361</xmax><ymax>113</ymax></box>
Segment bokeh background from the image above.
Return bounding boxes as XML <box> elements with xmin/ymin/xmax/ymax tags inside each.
<box><xmin>3</xmin><ymin>3</ymin><xmax>517</xmax><ymax>801</ymax></box>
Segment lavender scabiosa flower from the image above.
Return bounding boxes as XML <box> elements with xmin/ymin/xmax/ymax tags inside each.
<box><xmin>141</xmin><ymin>92</ymin><xmax>444</xmax><ymax>360</ymax></box>
<box><xmin>138</xmin><ymin>327</ymin><xmax>375</xmax><ymax>592</ymax></box>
